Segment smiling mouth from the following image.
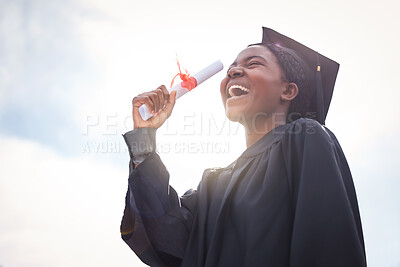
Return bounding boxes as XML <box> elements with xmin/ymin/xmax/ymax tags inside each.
<box><xmin>228</xmin><ymin>85</ymin><xmax>250</xmax><ymax>98</ymax></box>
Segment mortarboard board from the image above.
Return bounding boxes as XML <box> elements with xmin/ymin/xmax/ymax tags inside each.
<box><xmin>260</xmin><ymin>27</ymin><xmax>339</xmax><ymax>125</ymax></box>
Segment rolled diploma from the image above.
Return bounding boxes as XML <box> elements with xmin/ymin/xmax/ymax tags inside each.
<box><xmin>139</xmin><ymin>60</ymin><xmax>224</xmax><ymax>120</ymax></box>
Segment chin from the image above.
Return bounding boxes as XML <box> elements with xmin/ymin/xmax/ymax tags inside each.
<box><xmin>225</xmin><ymin>112</ymin><xmax>240</xmax><ymax>123</ymax></box>
<box><xmin>225</xmin><ymin>108</ymin><xmax>247</xmax><ymax>123</ymax></box>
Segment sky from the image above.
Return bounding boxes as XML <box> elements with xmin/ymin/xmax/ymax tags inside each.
<box><xmin>0</xmin><ymin>0</ymin><xmax>399</xmax><ymax>266</ymax></box>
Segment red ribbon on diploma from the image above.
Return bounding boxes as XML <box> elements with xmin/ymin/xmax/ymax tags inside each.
<box><xmin>170</xmin><ymin>55</ymin><xmax>197</xmax><ymax>91</ymax></box>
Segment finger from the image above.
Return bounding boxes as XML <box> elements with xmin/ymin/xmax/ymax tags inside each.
<box><xmin>164</xmin><ymin>90</ymin><xmax>177</xmax><ymax>116</ymax></box>
<box><xmin>132</xmin><ymin>95</ymin><xmax>154</xmax><ymax>113</ymax></box>
<box><xmin>132</xmin><ymin>95</ymin><xmax>146</xmax><ymax>108</ymax></box>
<box><xmin>169</xmin><ymin>90</ymin><xmax>177</xmax><ymax>105</ymax></box>
<box><xmin>155</xmin><ymin>88</ymin><xmax>165</xmax><ymax>111</ymax></box>
<box><xmin>159</xmin><ymin>85</ymin><xmax>170</xmax><ymax>106</ymax></box>
<box><xmin>132</xmin><ymin>95</ymin><xmax>155</xmax><ymax>121</ymax></box>
<box><xmin>135</xmin><ymin>95</ymin><xmax>155</xmax><ymax>114</ymax></box>
<box><xmin>143</xmin><ymin>96</ymin><xmax>156</xmax><ymax>115</ymax></box>
<box><xmin>148</xmin><ymin>92</ymin><xmax>160</xmax><ymax>114</ymax></box>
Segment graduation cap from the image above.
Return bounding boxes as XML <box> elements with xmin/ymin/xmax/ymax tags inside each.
<box><xmin>260</xmin><ymin>27</ymin><xmax>339</xmax><ymax>125</ymax></box>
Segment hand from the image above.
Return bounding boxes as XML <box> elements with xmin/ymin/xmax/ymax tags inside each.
<box><xmin>132</xmin><ymin>85</ymin><xmax>177</xmax><ymax>129</ymax></box>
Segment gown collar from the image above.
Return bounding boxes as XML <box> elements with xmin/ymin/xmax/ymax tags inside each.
<box><xmin>240</xmin><ymin>123</ymin><xmax>291</xmax><ymax>158</ymax></box>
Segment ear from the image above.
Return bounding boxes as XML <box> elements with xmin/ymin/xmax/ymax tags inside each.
<box><xmin>281</xmin><ymin>82</ymin><xmax>298</xmax><ymax>102</ymax></box>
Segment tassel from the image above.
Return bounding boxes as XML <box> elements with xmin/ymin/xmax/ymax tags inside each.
<box><xmin>316</xmin><ymin>53</ymin><xmax>325</xmax><ymax>125</ymax></box>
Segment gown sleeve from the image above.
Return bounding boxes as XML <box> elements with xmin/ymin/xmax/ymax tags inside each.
<box><xmin>282</xmin><ymin>118</ymin><xmax>367</xmax><ymax>267</ymax></box>
<box><xmin>121</xmin><ymin>128</ymin><xmax>198</xmax><ymax>267</ymax></box>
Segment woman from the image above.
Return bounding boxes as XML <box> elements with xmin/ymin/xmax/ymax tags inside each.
<box><xmin>121</xmin><ymin>27</ymin><xmax>367</xmax><ymax>266</ymax></box>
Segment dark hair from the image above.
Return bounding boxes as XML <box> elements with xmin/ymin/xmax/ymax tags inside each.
<box><xmin>249</xmin><ymin>43</ymin><xmax>312</xmax><ymax>122</ymax></box>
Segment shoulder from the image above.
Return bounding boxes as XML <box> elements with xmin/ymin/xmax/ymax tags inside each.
<box><xmin>281</xmin><ymin>119</ymin><xmax>350</xmax><ymax>185</ymax></box>
<box><xmin>284</xmin><ymin>118</ymin><xmax>335</xmax><ymax>145</ymax></box>
<box><xmin>202</xmin><ymin>164</ymin><xmax>233</xmax><ymax>180</ymax></box>
<box><xmin>281</xmin><ymin>118</ymin><xmax>340</xmax><ymax>161</ymax></box>
<box><xmin>199</xmin><ymin>160</ymin><xmax>237</xmax><ymax>187</ymax></box>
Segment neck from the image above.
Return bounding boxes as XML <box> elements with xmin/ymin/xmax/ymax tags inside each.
<box><xmin>243</xmin><ymin>113</ymin><xmax>287</xmax><ymax>148</ymax></box>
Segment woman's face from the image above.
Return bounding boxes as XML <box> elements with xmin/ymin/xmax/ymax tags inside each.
<box><xmin>220</xmin><ymin>45</ymin><xmax>287</xmax><ymax>123</ymax></box>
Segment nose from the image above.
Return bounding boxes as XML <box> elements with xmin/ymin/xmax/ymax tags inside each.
<box><xmin>227</xmin><ymin>66</ymin><xmax>244</xmax><ymax>78</ymax></box>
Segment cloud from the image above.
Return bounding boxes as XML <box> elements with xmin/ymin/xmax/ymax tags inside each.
<box><xmin>0</xmin><ymin>0</ymin><xmax>103</xmax><ymax>155</ymax></box>
<box><xmin>0</xmin><ymin>134</ymin><xmax>144</xmax><ymax>266</ymax></box>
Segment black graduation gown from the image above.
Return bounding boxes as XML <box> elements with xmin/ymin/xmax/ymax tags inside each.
<box><xmin>121</xmin><ymin>118</ymin><xmax>367</xmax><ymax>267</ymax></box>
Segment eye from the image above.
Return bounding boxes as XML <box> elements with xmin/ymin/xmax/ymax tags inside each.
<box><xmin>248</xmin><ymin>61</ymin><xmax>261</xmax><ymax>67</ymax></box>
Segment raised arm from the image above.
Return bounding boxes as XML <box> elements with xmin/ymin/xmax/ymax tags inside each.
<box><xmin>121</xmin><ymin>86</ymin><xmax>197</xmax><ymax>266</ymax></box>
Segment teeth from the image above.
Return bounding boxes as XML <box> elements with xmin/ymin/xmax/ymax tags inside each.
<box><xmin>228</xmin><ymin>85</ymin><xmax>250</xmax><ymax>97</ymax></box>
